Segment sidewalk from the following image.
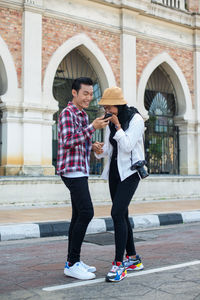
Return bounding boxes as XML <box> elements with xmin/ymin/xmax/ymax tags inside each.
<box><xmin>0</xmin><ymin>199</ymin><xmax>200</xmax><ymax>241</ymax></box>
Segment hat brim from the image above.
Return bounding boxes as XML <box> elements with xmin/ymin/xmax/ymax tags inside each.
<box><xmin>98</xmin><ymin>98</ymin><xmax>128</xmax><ymax>105</ymax></box>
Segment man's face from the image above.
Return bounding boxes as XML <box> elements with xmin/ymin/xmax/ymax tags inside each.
<box><xmin>72</xmin><ymin>84</ymin><xmax>93</xmax><ymax>110</ymax></box>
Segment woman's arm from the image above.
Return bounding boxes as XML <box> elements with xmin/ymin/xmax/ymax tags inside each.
<box><xmin>113</xmin><ymin>114</ymin><xmax>144</xmax><ymax>153</ymax></box>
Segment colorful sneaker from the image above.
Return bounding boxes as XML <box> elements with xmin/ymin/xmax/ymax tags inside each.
<box><xmin>80</xmin><ymin>261</ymin><xmax>96</xmax><ymax>273</ymax></box>
<box><xmin>64</xmin><ymin>262</ymin><xmax>96</xmax><ymax>280</ymax></box>
<box><xmin>124</xmin><ymin>254</ymin><xmax>144</xmax><ymax>271</ymax></box>
<box><xmin>106</xmin><ymin>261</ymin><xmax>127</xmax><ymax>282</ymax></box>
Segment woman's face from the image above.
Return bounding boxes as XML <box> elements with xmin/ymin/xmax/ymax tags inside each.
<box><xmin>103</xmin><ymin>105</ymin><xmax>118</xmax><ymax>115</ymax></box>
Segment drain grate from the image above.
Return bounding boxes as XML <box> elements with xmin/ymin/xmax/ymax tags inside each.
<box><xmin>84</xmin><ymin>232</ymin><xmax>145</xmax><ymax>246</ymax></box>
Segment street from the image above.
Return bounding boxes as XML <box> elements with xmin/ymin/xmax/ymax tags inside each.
<box><xmin>1</xmin><ymin>223</ymin><xmax>200</xmax><ymax>300</ymax></box>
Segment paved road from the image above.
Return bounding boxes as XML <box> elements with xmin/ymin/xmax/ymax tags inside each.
<box><xmin>1</xmin><ymin>223</ymin><xmax>200</xmax><ymax>299</ymax></box>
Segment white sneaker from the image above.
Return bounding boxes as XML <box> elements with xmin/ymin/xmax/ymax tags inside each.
<box><xmin>80</xmin><ymin>261</ymin><xmax>96</xmax><ymax>273</ymax></box>
<box><xmin>64</xmin><ymin>262</ymin><xmax>96</xmax><ymax>280</ymax></box>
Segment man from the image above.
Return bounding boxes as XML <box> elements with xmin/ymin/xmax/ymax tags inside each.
<box><xmin>57</xmin><ymin>77</ymin><xmax>110</xmax><ymax>280</ymax></box>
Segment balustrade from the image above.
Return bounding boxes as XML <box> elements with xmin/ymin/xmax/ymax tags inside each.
<box><xmin>152</xmin><ymin>0</ymin><xmax>186</xmax><ymax>10</ymax></box>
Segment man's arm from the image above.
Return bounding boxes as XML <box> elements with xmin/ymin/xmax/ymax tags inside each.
<box><xmin>59</xmin><ymin>110</ymin><xmax>95</xmax><ymax>149</ymax></box>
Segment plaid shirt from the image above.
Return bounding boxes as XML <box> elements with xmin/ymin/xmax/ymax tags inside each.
<box><xmin>56</xmin><ymin>102</ymin><xmax>95</xmax><ymax>175</ymax></box>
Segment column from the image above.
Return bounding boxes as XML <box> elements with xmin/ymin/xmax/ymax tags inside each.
<box><xmin>175</xmin><ymin>119</ymin><xmax>197</xmax><ymax>174</ymax></box>
<box><xmin>120</xmin><ymin>9</ymin><xmax>137</xmax><ymax>106</ymax></box>
<box><xmin>194</xmin><ymin>29</ymin><xmax>200</xmax><ymax>174</ymax></box>
<box><xmin>21</xmin><ymin>1</ymin><xmax>43</xmax><ymax>175</ymax></box>
<box><xmin>120</xmin><ymin>33</ymin><xmax>137</xmax><ymax>106</ymax></box>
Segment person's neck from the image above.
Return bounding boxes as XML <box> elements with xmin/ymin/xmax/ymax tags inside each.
<box><xmin>72</xmin><ymin>99</ymin><xmax>82</xmax><ymax>111</ymax></box>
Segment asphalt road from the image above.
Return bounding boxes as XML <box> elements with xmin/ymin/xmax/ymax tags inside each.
<box><xmin>1</xmin><ymin>223</ymin><xmax>200</xmax><ymax>300</ymax></box>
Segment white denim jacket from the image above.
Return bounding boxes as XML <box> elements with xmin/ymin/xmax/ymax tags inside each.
<box><xmin>95</xmin><ymin>113</ymin><xmax>145</xmax><ymax>181</ymax></box>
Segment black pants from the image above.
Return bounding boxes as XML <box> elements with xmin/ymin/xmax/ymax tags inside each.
<box><xmin>61</xmin><ymin>176</ymin><xmax>94</xmax><ymax>265</ymax></box>
<box><xmin>109</xmin><ymin>157</ymin><xmax>140</xmax><ymax>262</ymax></box>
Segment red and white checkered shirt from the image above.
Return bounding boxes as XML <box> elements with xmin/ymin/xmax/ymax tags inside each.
<box><xmin>56</xmin><ymin>102</ymin><xmax>95</xmax><ymax>176</ymax></box>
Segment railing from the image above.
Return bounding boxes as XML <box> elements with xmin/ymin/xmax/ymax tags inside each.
<box><xmin>145</xmin><ymin>118</ymin><xmax>180</xmax><ymax>175</ymax></box>
<box><xmin>152</xmin><ymin>0</ymin><xmax>186</xmax><ymax>10</ymax></box>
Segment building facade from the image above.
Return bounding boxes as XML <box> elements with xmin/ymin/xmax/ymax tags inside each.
<box><xmin>0</xmin><ymin>0</ymin><xmax>200</xmax><ymax>183</ymax></box>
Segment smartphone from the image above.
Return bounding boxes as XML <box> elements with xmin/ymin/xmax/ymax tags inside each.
<box><xmin>103</xmin><ymin>113</ymin><xmax>112</xmax><ymax>119</ymax></box>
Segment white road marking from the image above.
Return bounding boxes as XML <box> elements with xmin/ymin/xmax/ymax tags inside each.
<box><xmin>43</xmin><ymin>260</ymin><xmax>200</xmax><ymax>292</ymax></box>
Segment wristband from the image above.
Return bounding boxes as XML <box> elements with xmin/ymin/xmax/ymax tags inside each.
<box><xmin>115</xmin><ymin>124</ymin><xmax>120</xmax><ymax>129</ymax></box>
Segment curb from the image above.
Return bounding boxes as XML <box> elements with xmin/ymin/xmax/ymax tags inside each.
<box><xmin>1</xmin><ymin>211</ymin><xmax>200</xmax><ymax>241</ymax></box>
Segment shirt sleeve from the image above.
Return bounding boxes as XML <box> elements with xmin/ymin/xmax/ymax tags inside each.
<box><xmin>113</xmin><ymin>114</ymin><xmax>144</xmax><ymax>153</ymax></box>
<box><xmin>58</xmin><ymin>109</ymin><xmax>95</xmax><ymax>149</ymax></box>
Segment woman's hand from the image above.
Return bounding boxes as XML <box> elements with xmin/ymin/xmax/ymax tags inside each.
<box><xmin>110</xmin><ymin>114</ymin><xmax>121</xmax><ymax>130</ymax></box>
<box><xmin>92</xmin><ymin>142</ymin><xmax>104</xmax><ymax>154</ymax></box>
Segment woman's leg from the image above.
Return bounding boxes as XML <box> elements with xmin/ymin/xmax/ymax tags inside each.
<box><xmin>111</xmin><ymin>173</ymin><xmax>140</xmax><ymax>262</ymax></box>
<box><xmin>125</xmin><ymin>208</ymin><xmax>136</xmax><ymax>256</ymax></box>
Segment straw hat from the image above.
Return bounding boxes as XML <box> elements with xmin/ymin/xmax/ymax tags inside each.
<box><xmin>98</xmin><ymin>87</ymin><xmax>127</xmax><ymax>106</ymax></box>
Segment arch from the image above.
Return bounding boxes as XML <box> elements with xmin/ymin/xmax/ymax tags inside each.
<box><xmin>137</xmin><ymin>52</ymin><xmax>193</xmax><ymax>121</ymax></box>
<box><xmin>0</xmin><ymin>35</ymin><xmax>18</xmax><ymax>102</ymax></box>
<box><xmin>43</xmin><ymin>33</ymin><xmax>116</xmax><ymax>107</ymax></box>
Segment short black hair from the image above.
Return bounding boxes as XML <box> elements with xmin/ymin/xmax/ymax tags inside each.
<box><xmin>72</xmin><ymin>77</ymin><xmax>93</xmax><ymax>93</ymax></box>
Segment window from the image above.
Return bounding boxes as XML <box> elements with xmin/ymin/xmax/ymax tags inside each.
<box><xmin>144</xmin><ymin>66</ymin><xmax>179</xmax><ymax>174</ymax></box>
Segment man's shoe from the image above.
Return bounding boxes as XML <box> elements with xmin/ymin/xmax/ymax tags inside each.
<box><xmin>106</xmin><ymin>261</ymin><xmax>127</xmax><ymax>282</ymax></box>
<box><xmin>124</xmin><ymin>254</ymin><xmax>144</xmax><ymax>271</ymax></box>
<box><xmin>64</xmin><ymin>262</ymin><xmax>96</xmax><ymax>280</ymax></box>
<box><xmin>80</xmin><ymin>261</ymin><xmax>96</xmax><ymax>273</ymax></box>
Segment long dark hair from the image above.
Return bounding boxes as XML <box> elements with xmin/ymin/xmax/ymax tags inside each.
<box><xmin>109</xmin><ymin>104</ymin><xmax>140</xmax><ymax>145</ymax></box>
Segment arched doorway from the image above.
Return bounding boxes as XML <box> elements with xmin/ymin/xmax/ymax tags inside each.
<box><xmin>144</xmin><ymin>65</ymin><xmax>179</xmax><ymax>174</ymax></box>
<box><xmin>52</xmin><ymin>48</ymin><xmax>103</xmax><ymax>174</ymax></box>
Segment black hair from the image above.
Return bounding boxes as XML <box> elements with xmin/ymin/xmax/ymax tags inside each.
<box><xmin>71</xmin><ymin>77</ymin><xmax>93</xmax><ymax>93</ymax></box>
<box><xmin>110</xmin><ymin>104</ymin><xmax>140</xmax><ymax>132</ymax></box>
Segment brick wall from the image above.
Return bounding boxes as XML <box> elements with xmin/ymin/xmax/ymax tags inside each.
<box><xmin>0</xmin><ymin>7</ymin><xmax>22</xmax><ymax>87</ymax></box>
<box><xmin>42</xmin><ymin>17</ymin><xmax>121</xmax><ymax>86</ymax></box>
<box><xmin>0</xmin><ymin>9</ymin><xmax>195</xmax><ymax>107</ymax></box>
<box><xmin>187</xmin><ymin>0</ymin><xmax>199</xmax><ymax>12</ymax></box>
<box><xmin>136</xmin><ymin>38</ymin><xmax>194</xmax><ymax>107</ymax></box>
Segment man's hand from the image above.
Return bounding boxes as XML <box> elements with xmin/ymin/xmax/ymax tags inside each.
<box><xmin>92</xmin><ymin>142</ymin><xmax>104</xmax><ymax>154</ymax></box>
<box><xmin>92</xmin><ymin>116</ymin><xmax>111</xmax><ymax>130</ymax></box>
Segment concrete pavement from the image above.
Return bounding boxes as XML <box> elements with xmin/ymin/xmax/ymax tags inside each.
<box><xmin>0</xmin><ymin>199</ymin><xmax>200</xmax><ymax>241</ymax></box>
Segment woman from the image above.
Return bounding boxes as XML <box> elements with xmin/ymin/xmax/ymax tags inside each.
<box><xmin>94</xmin><ymin>87</ymin><xmax>144</xmax><ymax>282</ymax></box>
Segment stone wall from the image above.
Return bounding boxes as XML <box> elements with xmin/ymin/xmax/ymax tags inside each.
<box><xmin>0</xmin><ymin>176</ymin><xmax>200</xmax><ymax>206</ymax></box>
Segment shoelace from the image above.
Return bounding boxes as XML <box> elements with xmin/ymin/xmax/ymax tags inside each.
<box><xmin>80</xmin><ymin>261</ymin><xmax>89</xmax><ymax>268</ymax></box>
<box><xmin>111</xmin><ymin>265</ymin><xmax>119</xmax><ymax>272</ymax></box>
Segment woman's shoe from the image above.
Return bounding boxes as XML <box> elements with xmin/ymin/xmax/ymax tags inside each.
<box><xmin>106</xmin><ymin>261</ymin><xmax>127</xmax><ymax>282</ymax></box>
<box><xmin>124</xmin><ymin>254</ymin><xmax>144</xmax><ymax>271</ymax></box>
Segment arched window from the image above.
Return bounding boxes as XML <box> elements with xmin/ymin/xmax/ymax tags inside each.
<box><xmin>144</xmin><ymin>66</ymin><xmax>179</xmax><ymax>174</ymax></box>
<box><xmin>52</xmin><ymin>48</ymin><xmax>103</xmax><ymax>174</ymax></box>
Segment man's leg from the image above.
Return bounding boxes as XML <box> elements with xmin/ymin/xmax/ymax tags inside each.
<box><xmin>61</xmin><ymin>176</ymin><xmax>94</xmax><ymax>264</ymax></box>
<box><xmin>67</xmin><ymin>195</ymin><xmax>78</xmax><ymax>262</ymax></box>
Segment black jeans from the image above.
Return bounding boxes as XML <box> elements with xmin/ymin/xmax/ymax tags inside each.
<box><xmin>109</xmin><ymin>157</ymin><xmax>140</xmax><ymax>262</ymax></box>
<box><xmin>61</xmin><ymin>176</ymin><xmax>94</xmax><ymax>265</ymax></box>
